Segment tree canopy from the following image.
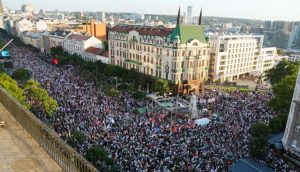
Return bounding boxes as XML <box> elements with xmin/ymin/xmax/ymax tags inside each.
<box><xmin>265</xmin><ymin>60</ymin><xmax>299</xmax><ymax>85</ymax></box>
<box><xmin>12</xmin><ymin>68</ymin><xmax>31</xmax><ymax>84</ymax></box>
<box><xmin>269</xmin><ymin>75</ymin><xmax>297</xmax><ymax>112</ymax></box>
<box><xmin>24</xmin><ymin>79</ymin><xmax>58</xmax><ymax>116</ymax></box>
<box><xmin>249</xmin><ymin>123</ymin><xmax>271</xmax><ymax>138</ymax></box>
<box><xmin>0</xmin><ymin>72</ymin><xmax>29</xmax><ymax>109</ymax></box>
<box><xmin>153</xmin><ymin>79</ymin><xmax>170</xmax><ymax>95</ymax></box>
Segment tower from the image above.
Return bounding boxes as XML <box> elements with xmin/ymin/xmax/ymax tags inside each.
<box><xmin>198</xmin><ymin>8</ymin><xmax>202</xmax><ymax>25</ymax></box>
<box><xmin>177</xmin><ymin>7</ymin><xmax>181</xmax><ymax>25</ymax></box>
<box><xmin>0</xmin><ymin>0</ymin><xmax>3</xmax><ymax>14</ymax></box>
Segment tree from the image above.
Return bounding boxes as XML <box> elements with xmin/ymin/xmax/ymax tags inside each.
<box><xmin>24</xmin><ymin>79</ymin><xmax>58</xmax><ymax>116</ymax></box>
<box><xmin>103</xmin><ymin>41</ymin><xmax>109</xmax><ymax>51</ymax></box>
<box><xmin>249</xmin><ymin>136</ymin><xmax>268</xmax><ymax>159</ymax></box>
<box><xmin>153</xmin><ymin>79</ymin><xmax>170</xmax><ymax>95</ymax></box>
<box><xmin>269</xmin><ymin>118</ymin><xmax>282</xmax><ymax>133</ymax></box>
<box><xmin>51</xmin><ymin>46</ymin><xmax>64</xmax><ymax>56</ymax></box>
<box><xmin>0</xmin><ymin>73</ymin><xmax>29</xmax><ymax>109</ymax></box>
<box><xmin>249</xmin><ymin>123</ymin><xmax>271</xmax><ymax>138</ymax></box>
<box><xmin>265</xmin><ymin>60</ymin><xmax>299</xmax><ymax>85</ymax></box>
<box><xmin>269</xmin><ymin>75</ymin><xmax>296</xmax><ymax>112</ymax></box>
<box><xmin>12</xmin><ymin>68</ymin><xmax>31</xmax><ymax>84</ymax></box>
<box><xmin>277</xmin><ymin>49</ymin><xmax>284</xmax><ymax>56</ymax></box>
<box><xmin>85</xmin><ymin>146</ymin><xmax>114</xmax><ymax>166</ymax></box>
<box><xmin>82</xmin><ymin>61</ymin><xmax>96</xmax><ymax>72</ymax></box>
<box><xmin>0</xmin><ymin>64</ymin><xmax>4</xmax><ymax>73</ymax></box>
<box><xmin>67</xmin><ymin>131</ymin><xmax>85</xmax><ymax>148</ymax></box>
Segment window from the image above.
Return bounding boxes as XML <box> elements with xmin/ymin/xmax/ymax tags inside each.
<box><xmin>292</xmin><ymin>140</ymin><xmax>298</xmax><ymax>148</ymax></box>
<box><xmin>296</xmin><ymin>125</ymin><xmax>300</xmax><ymax>133</ymax></box>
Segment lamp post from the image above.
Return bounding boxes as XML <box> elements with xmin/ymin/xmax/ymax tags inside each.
<box><xmin>165</xmin><ymin>63</ymin><xmax>170</xmax><ymax>80</ymax></box>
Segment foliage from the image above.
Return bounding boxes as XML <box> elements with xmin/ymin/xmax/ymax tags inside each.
<box><xmin>0</xmin><ymin>64</ymin><xmax>4</xmax><ymax>73</ymax></box>
<box><xmin>51</xmin><ymin>46</ymin><xmax>64</xmax><ymax>56</ymax></box>
<box><xmin>132</xmin><ymin>90</ymin><xmax>146</xmax><ymax>100</ymax></box>
<box><xmin>249</xmin><ymin>136</ymin><xmax>268</xmax><ymax>159</ymax></box>
<box><xmin>277</xmin><ymin>49</ymin><xmax>284</xmax><ymax>56</ymax></box>
<box><xmin>82</xmin><ymin>61</ymin><xmax>96</xmax><ymax>72</ymax></box>
<box><xmin>12</xmin><ymin>68</ymin><xmax>31</xmax><ymax>84</ymax></box>
<box><xmin>269</xmin><ymin>118</ymin><xmax>283</xmax><ymax>133</ymax></box>
<box><xmin>103</xmin><ymin>41</ymin><xmax>109</xmax><ymax>51</ymax></box>
<box><xmin>103</xmin><ymin>85</ymin><xmax>120</xmax><ymax>97</ymax></box>
<box><xmin>66</xmin><ymin>131</ymin><xmax>85</xmax><ymax>148</ymax></box>
<box><xmin>24</xmin><ymin>79</ymin><xmax>58</xmax><ymax>116</ymax></box>
<box><xmin>265</xmin><ymin>60</ymin><xmax>299</xmax><ymax>85</ymax></box>
<box><xmin>85</xmin><ymin>146</ymin><xmax>115</xmax><ymax>167</ymax></box>
<box><xmin>269</xmin><ymin>75</ymin><xmax>296</xmax><ymax>112</ymax></box>
<box><xmin>153</xmin><ymin>79</ymin><xmax>170</xmax><ymax>95</ymax></box>
<box><xmin>249</xmin><ymin>123</ymin><xmax>271</xmax><ymax>138</ymax></box>
<box><xmin>277</xmin><ymin>114</ymin><xmax>288</xmax><ymax>131</ymax></box>
<box><xmin>0</xmin><ymin>73</ymin><xmax>29</xmax><ymax>108</ymax></box>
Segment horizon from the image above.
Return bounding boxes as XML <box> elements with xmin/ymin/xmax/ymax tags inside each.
<box><xmin>3</xmin><ymin>0</ymin><xmax>300</xmax><ymax>22</ymax></box>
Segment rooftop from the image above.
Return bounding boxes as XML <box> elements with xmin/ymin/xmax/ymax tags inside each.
<box><xmin>110</xmin><ymin>25</ymin><xmax>173</xmax><ymax>37</ymax></box>
<box><xmin>67</xmin><ymin>33</ymin><xmax>91</xmax><ymax>41</ymax></box>
<box><xmin>85</xmin><ymin>46</ymin><xmax>108</xmax><ymax>57</ymax></box>
<box><xmin>0</xmin><ymin>103</ymin><xmax>62</xmax><ymax>172</ymax></box>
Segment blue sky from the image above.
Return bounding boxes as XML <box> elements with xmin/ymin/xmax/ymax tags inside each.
<box><xmin>3</xmin><ymin>0</ymin><xmax>300</xmax><ymax>21</ymax></box>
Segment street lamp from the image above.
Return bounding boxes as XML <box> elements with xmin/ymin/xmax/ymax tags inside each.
<box><xmin>165</xmin><ymin>63</ymin><xmax>170</xmax><ymax>80</ymax></box>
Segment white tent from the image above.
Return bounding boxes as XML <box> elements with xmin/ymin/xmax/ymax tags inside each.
<box><xmin>195</xmin><ymin>118</ymin><xmax>210</xmax><ymax>126</ymax></box>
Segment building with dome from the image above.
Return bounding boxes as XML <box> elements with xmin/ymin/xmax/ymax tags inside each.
<box><xmin>108</xmin><ymin>8</ymin><xmax>209</xmax><ymax>94</ymax></box>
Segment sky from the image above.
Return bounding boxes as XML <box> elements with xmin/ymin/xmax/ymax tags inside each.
<box><xmin>3</xmin><ymin>0</ymin><xmax>300</xmax><ymax>21</ymax></box>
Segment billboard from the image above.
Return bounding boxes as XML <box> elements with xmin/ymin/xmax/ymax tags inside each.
<box><xmin>0</xmin><ymin>50</ymin><xmax>11</xmax><ymax>59</ymax></box>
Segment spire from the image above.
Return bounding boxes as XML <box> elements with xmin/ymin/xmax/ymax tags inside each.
<box><xmin>198</xmin><ymin>8</ymin><xmax>202</xmax><ymax>25</ymax></box>
<box><xmin>177</xmin><ymin>7</ymin><xmax>181</xmax><ymax>25</ymax></box>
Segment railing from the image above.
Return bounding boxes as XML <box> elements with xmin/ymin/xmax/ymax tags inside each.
<box><xmin>0</xmin><ymin>86</ymin><xmax>99</xmax><ymax>172</ymax></box>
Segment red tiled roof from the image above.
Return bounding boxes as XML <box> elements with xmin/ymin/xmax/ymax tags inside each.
<box><xmin>85</xmin><ymin>47</ymin><xmax>108</xmax><ymax>57</ymax></box>
<box><xmin>110</xmin><ymin>25</ymin><xmax>174</xmax><ymax>37</ymax></box>
<box><xmin>67</xmin><ymin>34</ymin><xmax>91</xmax><ymax>41</ymax></box>
<box><xmin>85</xmin><ymin>47</ymin><xmax>101</xmax><ymax>54</ymax></box>
<box><xmin>100</xmin><ymin>51</ymin><xmax>109</xmax><ymax>58</ymax></box>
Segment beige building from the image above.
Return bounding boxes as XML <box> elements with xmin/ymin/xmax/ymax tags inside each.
<box><xmin>109</xmin><ymin>8</ymin><xmax>209</xmax><ymax>94</ymax></box>
<box><xmin>282</xmin><ymin>68</ymin><xmax>300</xmax><ymax>158</ymax></box>
<box><xmin>209</xmin><ymin>34</ymin><xmax>277</xmax><ymax>81</ymax></box>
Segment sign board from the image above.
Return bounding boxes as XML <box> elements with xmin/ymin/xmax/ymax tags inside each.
<box><xmin>0</xmin><ymin>50</ymin><xmax>11</xmax><ymax>59</ymax></box>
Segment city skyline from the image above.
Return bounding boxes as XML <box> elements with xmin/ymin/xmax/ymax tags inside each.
<box><xmin>4</xmin><ymin>0</ymin><xmax>300</xmax><ymax>21</ymax></box>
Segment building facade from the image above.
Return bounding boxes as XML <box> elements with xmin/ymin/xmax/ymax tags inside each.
<box><xmin>84</xmin><ymin>47</ymin><xmax>109</xmax><ymax>63</ymax></box>
<box><xmin>109</xmin><ymin>8</ymin><xmax>209</xmax><ymax>94</ymax></box>
<box><xmin>48</xmin><ymin>30</ymin><xmax>71</xmax><ymax>50</ymax></box>
<box><xmin>282</xmin><ymin>68</ymin><xmax>300</xmax><ymax>159</ymax></box>
<box><xmin>288</xmin><ymin>54</ymin><xmax>300</xmax><ymax>62</ymax></box>
<box><xmin>63</xmin><ymin>34</ymin><xmax>102</xmax><ymax>56</ymax></box>
<box><xmin>209</xmin><ymin>34</ymin><xmax>277</xmax><ymax>81</ymax></box>
<box><xmin>15</xmin><ymin>18</ymin><xmax>33</xmax><ymax>36</ymax></box>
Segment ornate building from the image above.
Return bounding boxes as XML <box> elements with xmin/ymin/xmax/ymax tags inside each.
<box><xmin>108</xmin><ymin>8</ymin><xmax>209</xmax><ymax>94</ymax></box>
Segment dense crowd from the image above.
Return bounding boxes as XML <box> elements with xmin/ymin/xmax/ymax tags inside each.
<box><xmin>3</xmin><ymin>35</ymin><xmax>298</xmax><ymax>171</ymax></box>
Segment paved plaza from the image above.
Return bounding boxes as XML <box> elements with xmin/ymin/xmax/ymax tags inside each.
<box><xmin>0</xmin><ymin>103</ymin><xmax>62</xmax><ymax>172</ymax></box>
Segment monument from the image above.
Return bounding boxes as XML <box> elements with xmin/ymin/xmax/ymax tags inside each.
<box><xmin>189</xmin><ymin>93</ymin><xmax>198</xmax><ymax>118</ymax></box>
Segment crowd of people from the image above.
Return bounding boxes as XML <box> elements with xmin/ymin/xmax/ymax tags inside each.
<box><xmin>2</xmin><ymin>34</ymin><xmax>298</xmax><ymax>171</ymax></box>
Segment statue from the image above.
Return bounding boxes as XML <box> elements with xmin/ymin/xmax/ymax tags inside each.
<box><xmin>189</xmin><ymin>93</ymin><xmax>198</xmax><ymax>118</ymax></box>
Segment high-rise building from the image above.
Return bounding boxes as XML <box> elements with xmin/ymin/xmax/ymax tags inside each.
<box><xmin>109</xmin><ymin>8</ymin><xmax>209</xmax><ymax>94</ymax></box>
<box><xmin>21</xmin><ymin>4</ymin><xmax>35</xmax><ymax>13</ymax></box>
<box><xmin>264</xmin><ymin>21</ymin><xmax>273</xmax><ymax>31</ymax></box>
<box><xmin>187</xmin><ymin>6</ymin><xmax>193</xmax><ymax>24</ymax></box>
<box><xmin>0</xmin><ymin>0</ymin><xmax>3</xmax><ymax>14</ymax></box>
<box><xmin>209</xmin><ymin>34</ymin><xmax>278</xmax><ymax>81</ymax></box>
<box><xmin>288</xmin><ymin>24</ymin><xmax>300</xmax><ymax>51</ymax></box>
<box><xmin>101</xmin><ymin>11</ymin><xmax>106</xmax><ymax>23</ymax></box>
<box><xmin>282</xmin><ymin>68</ymin><xmax>300</xmax><ymax>158</ymax></box>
